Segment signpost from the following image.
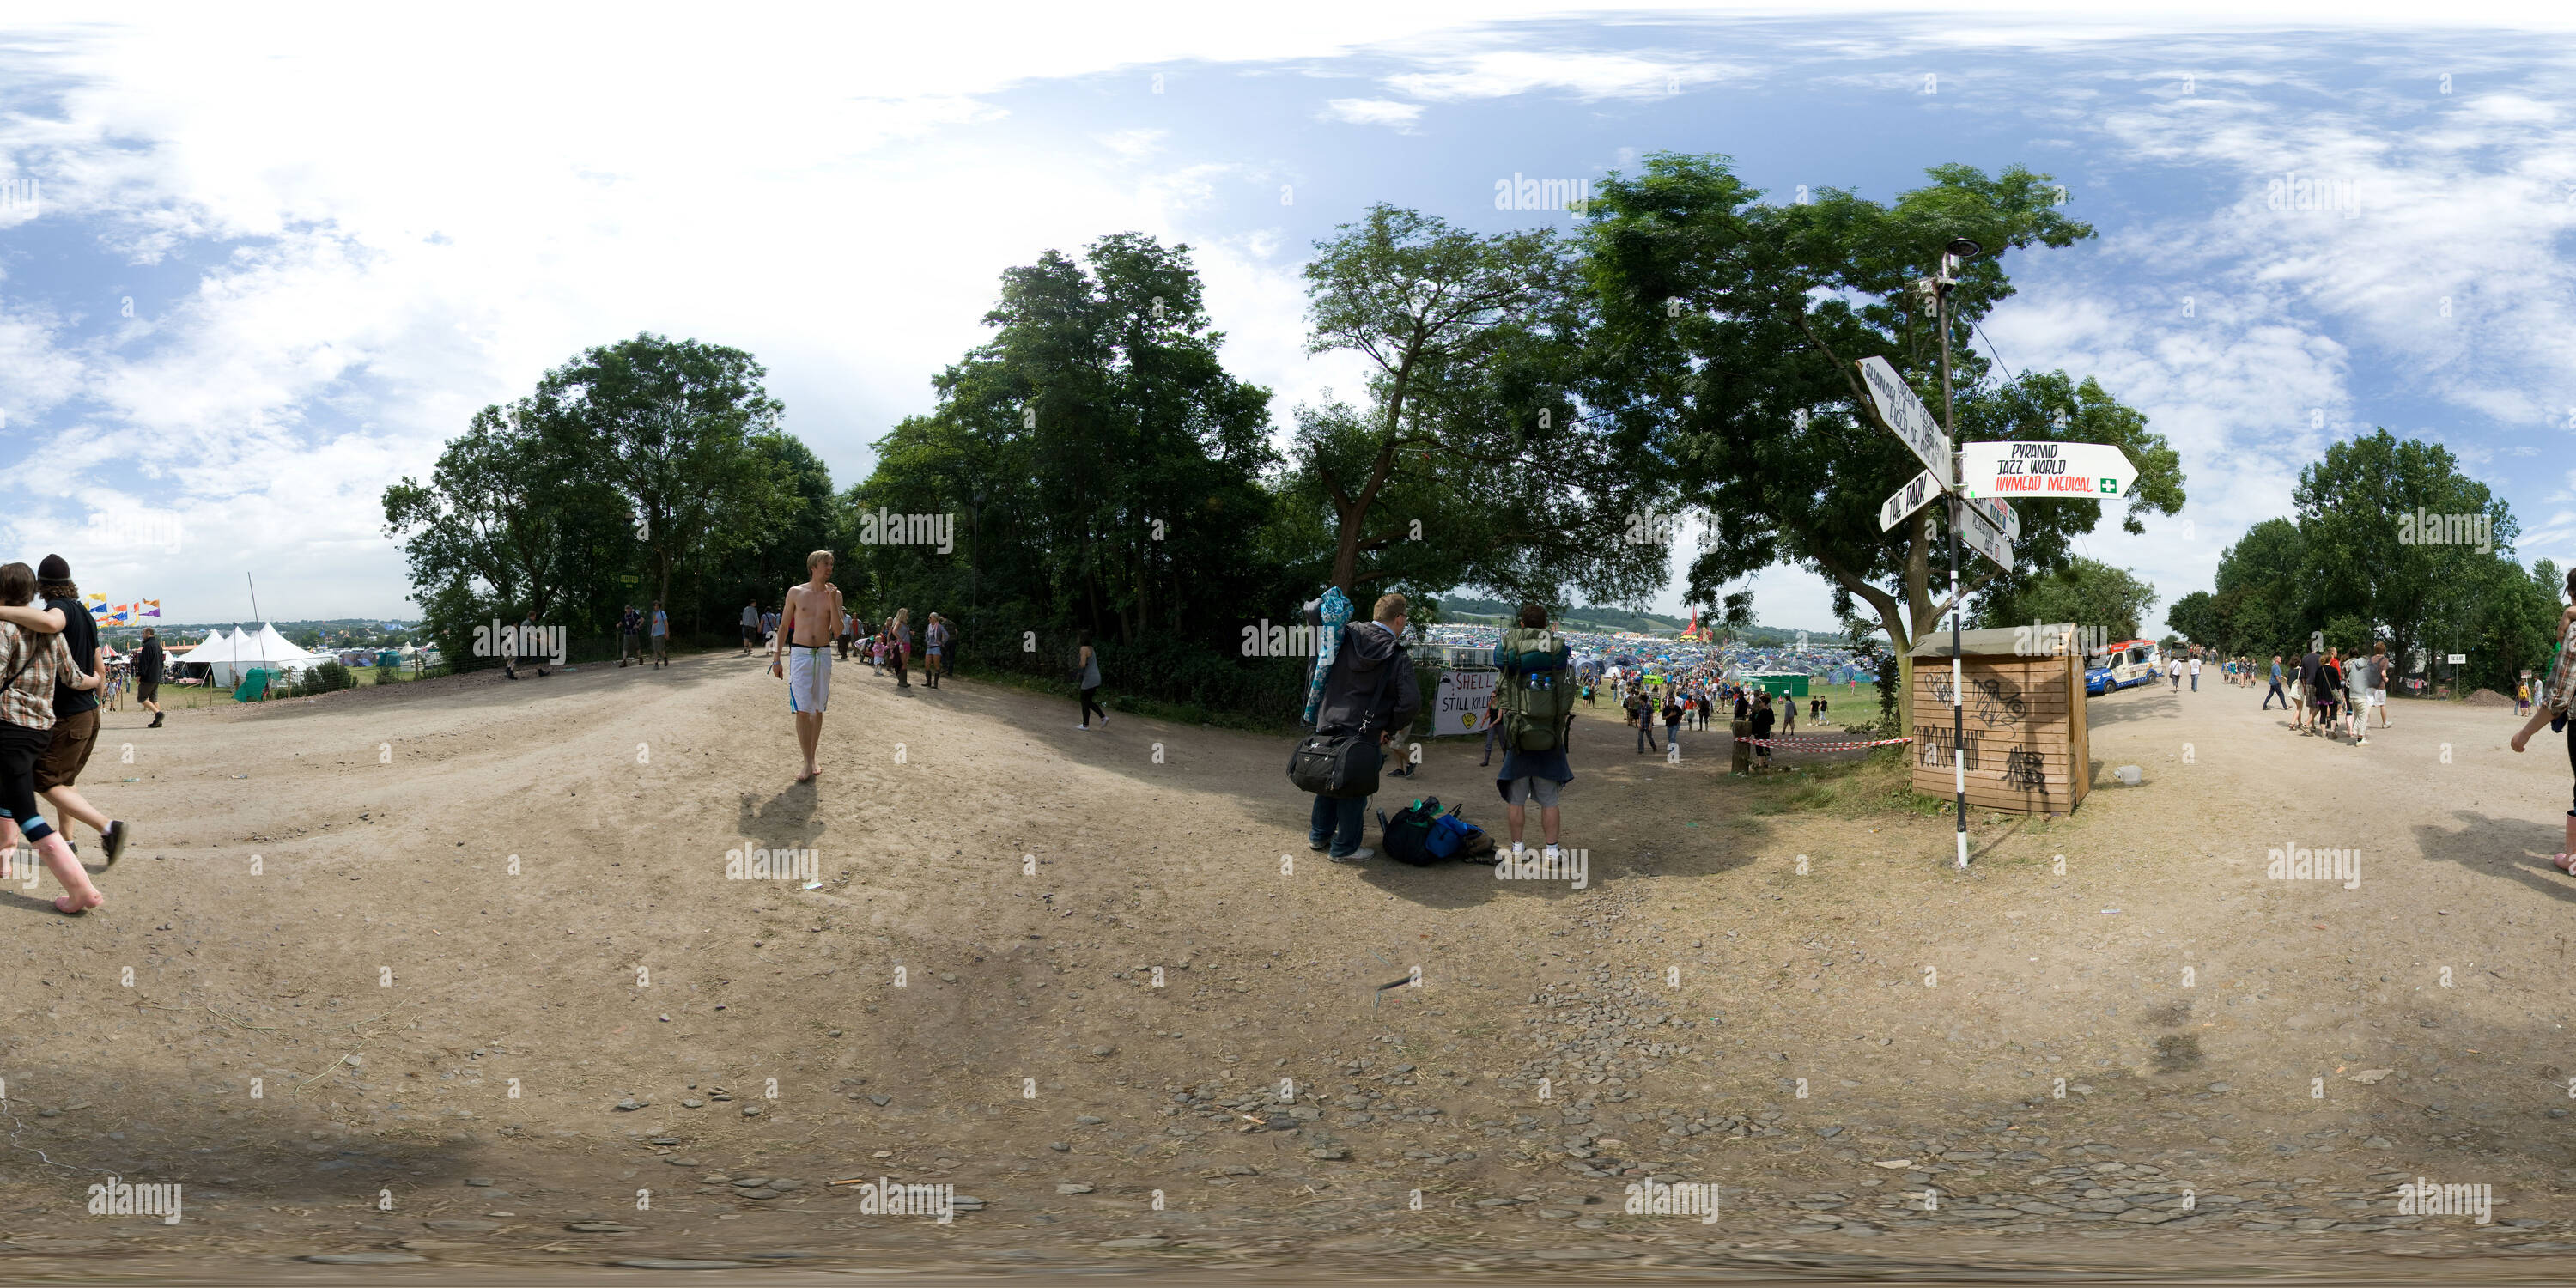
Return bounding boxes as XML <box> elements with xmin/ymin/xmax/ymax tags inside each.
<box><xmin>1858</xmin><ymin>246</ymin><xmax>2141</xmax><ymax>869</ymax></box>
<box><xmin>1880</xmin><ymin>469</ymin><xmax>1942</xmax><ymax>532</ymax></box>
<box><xmin>1957</xmin><ymin>440</ymin><xmax>2138</xmax><ymax>500</ymax></box>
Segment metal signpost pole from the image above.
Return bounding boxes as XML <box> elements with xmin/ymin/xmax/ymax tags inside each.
<box><xmin>1939</xmin><ymin>243</ymin><xmax>1971</xmax><ymax>869</ymax></box>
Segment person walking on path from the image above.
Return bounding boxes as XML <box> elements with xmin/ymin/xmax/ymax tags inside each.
<box><xmin>2343</xmin><ymin>647</ymin><xmax>2376</xmax><ymax>745</ymax></box>
<box><xmin>2189</xmin><ymin>653</ymin><xmax>2201</xmax><ymax>691</ymax></box>
<box><xmin>1479</xmin><ymin>693</ymin><xmax>1503</xmax><ymax>768</ymax></box>
<box><xmin>1663</xmin><ymin>691</ymin><xmax>1685</xmax><ymax>748</ymax></box>
<box><xmin>888</xmin><ymin>611</ymin><xmax>913</xmax><ymax>689</ymax></box>
<box><xmin>739</xmin><ymin>599</ymin><xmax>761</xmax><ymax>655</ymax></box>
<box><xmin>2370</xmin><ymin>641</ymin><xmax>2393</xmax><ymax>728</ymax></box>
<box><xmin>0</xmin><ymin>556</ymin><xmax>130</xmax><ymax>866</ymax></box>
<box><xmin>1628</xmin><ymin>687</ymin><xmax>1658</xmax><ymax>755</ymax></box>
<box><xmin>0</xmin><ymin>562</ymin><xmax>106</xmax><ymax>914</ymax></box>
<box><xmin>1748</xmin><ymin>691</ymin><xmax>1777</xmax><ymax>772</ymax></box>
<box><xmin>1075</xmin><ymin>630</ymin><xmax>1107</xmax><ymax>729</ymax></box>
<box><xmin>617</xmin><ymin>604</ymin><xmax>641</xmax><ymax>667</ymax></box>
<box><xmin>1729</xmin><ymin>693</ymin><xmax>1753</xmax><ymax>776</ymax></box>
<box><xmin>2510</xmin><ymin>568</ymin><xmax>2576</xmax><ymax>872</ymax></box>
<box><xmin>135</xmin><ymin>627</ymin><xmax>166</xmax><ymax>727</ymax></box>
<box><xmin>923</xmin><ymin>614</ymin><xmax>948</xmax><ymax>690</ymax></box>
<box><xmin>649</xmin><ymin>601</ymin><xmax>670</xmax><ymax>667</ymax></box>
<box><xmin>769</xmin><ymin>550</ymin><xmax>844</xmax><ymax>784</ymax></box>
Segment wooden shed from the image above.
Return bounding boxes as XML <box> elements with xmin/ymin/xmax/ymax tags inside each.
<box><xmin>1907</xmin><ymin>623</ymin><xmax>2089</xmax><ymax>814</ymax></box>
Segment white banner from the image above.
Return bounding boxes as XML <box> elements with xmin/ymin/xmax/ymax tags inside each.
<box><xmin>1958</xmin><ymin>440</ymin><xmax>2137</xmax><ymax>500</ymax></box>
<box><xmin>1434</xmin><ymin>669</ymin><xmax>1497</xmax><ymax>736</ymax></box>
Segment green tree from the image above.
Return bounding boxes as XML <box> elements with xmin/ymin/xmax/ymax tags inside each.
<box><xmin>2292</xmin><ymin>429</ymin><xmax>2508</xmax><ymax>678</ymax></box>
<box><xmin>1299</xmin><ymin>204</ymin><xmax>1666</xmax><ymax>605</ymax></box>
<box><xmin>533</xmin><ymin>333</ymin><xmax>787</xmax><ymax>633</ymax></box>
<box><xmin>876</xmin><ymin>233</ymin><xmax>1281</xmax><ymax>645</ymax></box>
<box><xmin>1980</xmin><ymin>557</ymin><xmax>2157</xmax><ymax>641</ymax></box>
<box><xmin>382</xmin><ymin>400</ymin><xmax>614</xmax><ymax>665</ymax></box>
<box><xmin>1575</xmin><ymin>153</ymin><xmax>2184</xmax><ymax>729</ymax></box>
<box><xmin>2165</xmin><ymin>589</ymin><xmax>2219</xmax><ymax>650</ymax></box>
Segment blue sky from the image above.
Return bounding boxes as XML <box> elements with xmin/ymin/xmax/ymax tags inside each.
<box><xmin>3</xmin><ymin>3</ymin><xmax>2574</xmax><ymax>631</ymax></box>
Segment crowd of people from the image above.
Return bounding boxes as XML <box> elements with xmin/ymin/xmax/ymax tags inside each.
<box><xmin>1293</xmin><ymin>604</ymin><xmax>1862</xmax><ymax>866</ymax></box>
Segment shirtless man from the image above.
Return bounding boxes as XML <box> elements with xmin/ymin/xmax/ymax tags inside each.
<box><xmin>770</xmin><ymin>550</ymin><xmax>845</xmax><ymax>783</ymax></box>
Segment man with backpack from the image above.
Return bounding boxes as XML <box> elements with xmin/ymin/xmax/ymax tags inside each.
<box><xmin>1300</xmin><ymin>592</ymin><xmax>1419</xmax><ymax>864</ymax></box>
<box><xmin>1492</xmin><ymin>604</ymin><xmax>1575</xmax><ymax>861</ymax></box>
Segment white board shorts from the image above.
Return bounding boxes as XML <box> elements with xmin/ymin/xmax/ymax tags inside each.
<box><xmin>788</xmin><ymin>646</ymin><xmax>832</xmax><ymax>714</ymax></box>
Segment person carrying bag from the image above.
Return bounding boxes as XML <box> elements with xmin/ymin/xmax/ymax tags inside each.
<box><xmin>1288</xmin><ymin>592</ymin><xmax>1419</xmax><ymax>864</ymax></box>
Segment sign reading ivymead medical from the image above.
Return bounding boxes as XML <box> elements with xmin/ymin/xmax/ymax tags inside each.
<box><xmin>1957</xmin><ymin>440</ymin><xmax>2137</xmax><ymax>500</ymax></box>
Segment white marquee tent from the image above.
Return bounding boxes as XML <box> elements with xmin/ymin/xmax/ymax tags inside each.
<box><xmin>176</xmin><ymin>623</ymin><xmax>331</xmax><ymax>687</ymax></box>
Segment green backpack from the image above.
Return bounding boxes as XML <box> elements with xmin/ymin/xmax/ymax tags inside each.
<box><xmin>1496</xmin><ymin>628</ymin><xmax>1575</xmax><ymax>752</ymax></box>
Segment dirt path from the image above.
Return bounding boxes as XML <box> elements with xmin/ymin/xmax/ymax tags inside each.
<box><xmin>4</xmin><ymin>654</ymin><xmax>2573</xmax><ymax>1281</ymax></box>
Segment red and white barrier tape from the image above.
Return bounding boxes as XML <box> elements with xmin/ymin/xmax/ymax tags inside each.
<box><xmin>1736</xmin><ymin>736</ymin><xmax>1914</xmax><ymax>750</ymax></box>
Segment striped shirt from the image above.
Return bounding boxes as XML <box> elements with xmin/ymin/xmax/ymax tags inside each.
<box><xmin>0</xmin><ymin>622</ymin><xmax>79</xmax><ymax>730</ymax></box>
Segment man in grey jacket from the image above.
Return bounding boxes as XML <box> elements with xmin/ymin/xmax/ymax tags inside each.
<box><xmin>1306</xmin><ymin>592</ymin><xmax>1420</xmax><ymax>864</ymax></box>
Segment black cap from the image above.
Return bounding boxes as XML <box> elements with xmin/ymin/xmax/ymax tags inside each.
<box><xmin>37</xmin><ymin>554</ymin><xmax>69</xmax><ymax>581</ymax></box>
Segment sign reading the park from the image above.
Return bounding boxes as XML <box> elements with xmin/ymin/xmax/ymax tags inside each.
<box><xmin>1958</xmin><ymin>440</ymin><xmax>2136</xmax><ymax>500</ymax></box>
<box><xmin>1856</xmin><ymin>356</ymin><xmax>1949</xmax><ymax>480</ymax></box>
<box><xmin>1879</xmin><ymin>469</ymin><xmax>1942</xmax><ymax>532</ymax></box>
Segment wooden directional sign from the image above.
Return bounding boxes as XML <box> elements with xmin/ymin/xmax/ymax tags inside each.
<box><xmin>1959</xmin><ymin>440</ymin><xmax>2137</xmax><ymax>501</ymax></box>
<box><xmin>1967</xmin><ymin>494</ymin><xmax>2019</xmax><ymax>543</ymax></box>
<box><xmin>1856</xmin><ymin>356</ymin><xmax>1949</xmax><ymax>481</ymax></box>
<box><xmin>1953</xmin><ymin>501</ymin><xmax>2014</xmax><ymax>572</ymax></box>
<box><xmin>1880</xmin><ymin>469</ymin><xmax>1943</xmax><ymax>532</ymax></box>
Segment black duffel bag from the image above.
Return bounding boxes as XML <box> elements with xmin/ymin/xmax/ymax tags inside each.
<box><xmin>1288</xmin><ymin>732</ymin><xmax>1383</xmax><ymax>799</ymax></box>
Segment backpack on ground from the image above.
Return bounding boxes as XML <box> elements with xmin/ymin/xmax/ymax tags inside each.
<box><xmin>1495</xmin><ymin>628</ymin><xmax>1575</xmax><ymax>752</ymax></box>
<box><xmin>1425</xmin><ymin>803</ymin><xmax>1496</xmax><ymax>862</ymax></box>
<box><xmin>1378</xmin><ymin>797</ymin><xmax>1443</xmax><ymax>866</ymax></box>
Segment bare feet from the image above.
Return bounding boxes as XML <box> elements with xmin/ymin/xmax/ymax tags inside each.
<box><xmin>54</xmin><ymin>890</ymin><xmax>100</xmax><ymax>914</ymax></box>
<box><xmin>794</xmin><ymin>768</ymin><xmax>818</xmax><ymax>783</ymax></box>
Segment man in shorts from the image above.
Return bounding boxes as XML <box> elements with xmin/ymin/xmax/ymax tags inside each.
<box><xmin>771</xmin><ymin>550</ymin><xmax>845</xmax><ymax>784</ymax></box>
<box><xmin>0</xmin><ymin>555</ymin><xmax>131</xmax><ymax>863</ymax></box>
<box><xmin>136</xmin><ymin>628</ymin><xmax>166</xmax><ymax>726</ymax></box>
<box><xmin>1492</xmin><ymin>604</ymin><xmax>1572</xmax><ymax>862</ymax></box>
<box><xmin>618</xmin><ymin>605</ymin><xmax>641</xmax><ymax>666</ymax></box>
<box><xmin>739</xmin><ymin>599</ymin><xmax>761</xmax><ymax>655</ymax></box>
<box><xmin>649</xmin><ymin>601</ymin><xmax>670</xmax><ymax>668</ymax></box>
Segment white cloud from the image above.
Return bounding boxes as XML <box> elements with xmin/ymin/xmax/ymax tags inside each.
<box><xmin>1095</xmin><ymin>128</ymin><xmax>1170</xmax><ymax>160</ymax></box>
<box><xmin>1321</xmin><ymin>98</ymin><xmax>1423</xmax><ymax>129</ymax></box>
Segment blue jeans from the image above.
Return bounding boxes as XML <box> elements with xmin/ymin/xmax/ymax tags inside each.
<box><xmin>1309</xmin><ymin>793</ymin><xmax>1368</xmax><ymax>857</ymax></box>
<box><xmin>2190</xmin><ymin>673</ymin><xmax>2198</xmax><ymax>690</ymax></box>
<box><xmin>1637</xmin><ymin>719</ymin><xmax>1659</xmax><ymax>752</ymax></box>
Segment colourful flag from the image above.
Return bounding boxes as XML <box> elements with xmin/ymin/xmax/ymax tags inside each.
<box><xmin>140</xmin><ymin>599</ymin><xmax>161</xmax><ymax>618</ymax></box>
<box><xmin>107</xmin><ymin>604</ymin><xmax>132</xmax><ymax>625</ymax></box>
<box><xmin>85</xmin><ymin>593</ymin><xmax>106</xmax><ymax>617</ymax></box>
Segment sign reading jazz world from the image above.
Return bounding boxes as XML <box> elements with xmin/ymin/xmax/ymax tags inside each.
<box><xmin>1959</xmin><ymin>441</ymin><xmax>2137</xmax><ymax>500</ymax></box>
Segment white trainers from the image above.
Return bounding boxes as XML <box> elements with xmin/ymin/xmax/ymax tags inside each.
<box><xmin>1330</xmin><ymin>847</ymin><xmax>1373</xmax><ymax>865</ymax></box>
